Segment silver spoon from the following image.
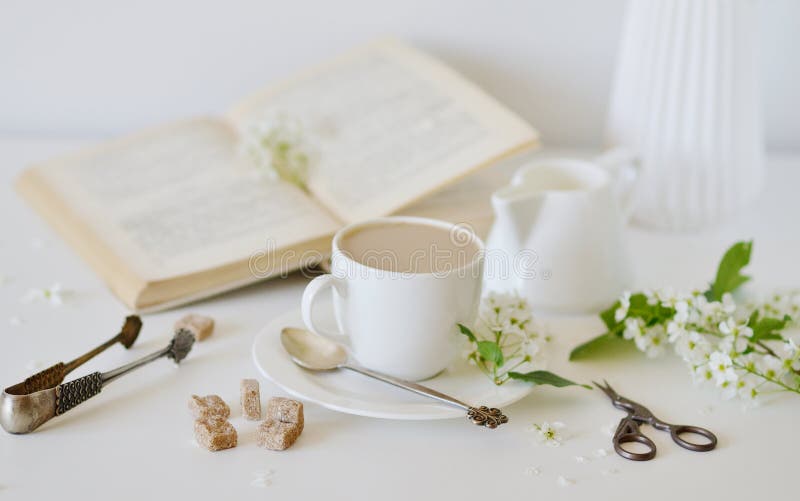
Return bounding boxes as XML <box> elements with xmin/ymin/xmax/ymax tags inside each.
<box><xmin>280</xmin><ymin>327</ymin><xmax>508</xmax><ymax>428</ymax></box>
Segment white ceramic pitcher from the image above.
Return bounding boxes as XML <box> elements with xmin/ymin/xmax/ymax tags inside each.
<box><xmin>484</xmin><ymin>149</ymin><xmax>638</xmax><ymax>313</ymax></box>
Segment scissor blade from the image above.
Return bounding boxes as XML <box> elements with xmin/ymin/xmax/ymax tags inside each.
<box><xmin>593</xmin><ymin>380</ymin><xmax>621</xmax><ymax>401</ymax></box>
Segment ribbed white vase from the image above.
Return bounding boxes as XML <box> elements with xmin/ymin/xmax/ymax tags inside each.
<box><xmin>606</xmin><ymin>0</ymin><xmax>764</xmax><ymax>230</ymax></box>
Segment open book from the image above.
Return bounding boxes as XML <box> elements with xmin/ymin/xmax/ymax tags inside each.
<box><xmin>16</xmin><ymin>39</ymin><xmax>538</xmax><ymax>312</ymax></box>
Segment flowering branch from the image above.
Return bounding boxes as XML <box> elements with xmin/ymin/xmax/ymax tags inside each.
<box><xmin>460</xmin><ymin>292</ymin><xmax>590</xmax><ymax>389</ymax></box>
<box><xmin>242</xmin><ymin>113</ymin><xmax>311</xmax><ymax>191</ymax></box>
<box><xmin>570</xmin><ymin>241</ymin><xmax>800</xmax><ymax>402</ymax></box>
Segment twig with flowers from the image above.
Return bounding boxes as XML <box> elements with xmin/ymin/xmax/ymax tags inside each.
<box><xmin>242</xmin><ymin>113</ymin><xmax>311</xmax><ymax>191</ymax></box>
<box><xmin>459</xmin><ymin>291</ymin><xmax>590</xmax><ymax>389</ymax></box>
<box><xmin>570</xmin><ymin>241</ymin><xmax>800</xmax><ymax>402</ymax></box>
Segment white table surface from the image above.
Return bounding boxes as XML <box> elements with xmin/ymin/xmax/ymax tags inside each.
<box><xmin>1</xmin><ymin>138</ymin><xmax>798</xmax><ymax>501</ymax></box>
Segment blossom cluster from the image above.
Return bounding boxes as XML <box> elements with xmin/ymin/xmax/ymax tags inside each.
<box><xmin>242</xmin><ymin>113</ymin><xmax>311</xmax><ymax>190</ymax></box>
<box><xmin>462</xmin><ymin>291</ymin><xmax>548</xmax><ymax>385</ymax></box>
<box><xmin>614</xmin><ymin>288</ymin><xmax>800</xmax><ymax>401</ymax></box>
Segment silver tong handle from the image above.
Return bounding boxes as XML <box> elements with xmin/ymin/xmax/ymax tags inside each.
<box><xmin>54</xmin><ymin>344</ymin><xmax>173</xmax><ymax>415</ymax></box>
<box><xmin>55</xmin><ymin>372</ymin><xmax>103</xmax><ymax>415</ymax></box>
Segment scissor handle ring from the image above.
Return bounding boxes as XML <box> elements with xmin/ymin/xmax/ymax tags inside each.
<box><xmin>614</xmin><ymin>432</ymin><xmax>657</xmax><ymax>461</ymax></box>
<box><xmin>669</xmin><ymin>425</ymin><xmax>717</xmax><ymax>452</ymax></box>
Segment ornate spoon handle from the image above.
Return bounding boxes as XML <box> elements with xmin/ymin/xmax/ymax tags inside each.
<box><xmin>343</xmin><ymin>364</ymin><xmax>508</xmax><ymax>428</ymax></box>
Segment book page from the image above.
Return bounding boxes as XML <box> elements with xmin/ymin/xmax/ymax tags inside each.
<box><xmin>228</xmin><ymin>39</ymin><xmax>538</xmax><ymax>223</ymax></box>
<box><xmin>28</xmin><ymin>119</ymin><xmax>340</xmax><ymax>280</ymax></box>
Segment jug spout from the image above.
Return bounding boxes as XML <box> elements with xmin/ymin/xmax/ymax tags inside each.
<box><xmin>490</xmin><ymin>187</ymin><xmax>545</xmax><ymax>250</ymax></box>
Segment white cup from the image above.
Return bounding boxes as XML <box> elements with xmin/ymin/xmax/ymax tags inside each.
<box><xmin>301</xmin><ymin>216</ymin><xmax>484</xmax><ymax>381</ymax></box>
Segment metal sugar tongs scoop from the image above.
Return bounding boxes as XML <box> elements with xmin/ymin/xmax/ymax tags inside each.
<box><xmin>1</xmin><ymin>327</ymin><xmax>195</xmax><ymax>434</ymax></box>
<box><xmin>17</xmin><ymin>315</ymin><xmax>143</xmax><ymax>395</ymax></box>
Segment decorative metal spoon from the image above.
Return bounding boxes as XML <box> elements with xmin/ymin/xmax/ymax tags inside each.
<box><xmin>1</xmin><ymin>329</ymin><xmax>194</xmax><ymax>434</ymax></box>
<box><xmin>280</xmin><ymin>327</ymin><xmax>508</xmax><ymax>428</ymax></box>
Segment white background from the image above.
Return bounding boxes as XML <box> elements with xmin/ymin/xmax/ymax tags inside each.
<box><xmin>1</xmin><ymin>0</ymin><xmax>798</xmax><ymax>151</ymax></box>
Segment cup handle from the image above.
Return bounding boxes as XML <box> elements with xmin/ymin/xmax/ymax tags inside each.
<box><xmin>301</xmin><ymin>274</ymin><xmax>344</xmax><ymax>339</ymax></box>
<box><xmin>595</xmin><ymin>147</ymin><xmax>640</xmax><ymax>220</ymax></box>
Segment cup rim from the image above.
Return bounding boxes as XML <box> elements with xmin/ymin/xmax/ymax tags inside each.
<box><xmin>331</xmin><ymin>216</ymin><xmax>485</xmax><ymax>276</ymax></box>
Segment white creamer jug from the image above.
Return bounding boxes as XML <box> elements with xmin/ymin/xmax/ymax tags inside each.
<box><xmin>484</xmin><ymin>149</ymin><xmax>638</xmax><ymax>313</ymax></box>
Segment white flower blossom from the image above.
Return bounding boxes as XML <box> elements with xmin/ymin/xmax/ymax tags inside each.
<box><xmin>673</xmin><ymin>300</ymin><xmax>690</xmax><ymax>324</ymax></box>
<box><xmin>779</xmin><ymin>339</ymin><xmax>800</xmax><ymax>372</ymax></box>
<box><xmin>735</xmin><ymin>374</ymin><xmax>759</xmax><ymax>401</ymax></box>
<box><xmin>708</xmin><ymin>352</ymin><xmax>738</xmax><ymax>386</ymax></box>
<box><xmin>720</xmin><ymin>380</ymin><xmax>738</xmax><ymax>400</ymax></box>
<box><xmin>557</xmin><ymin>476</ymin><xmax>575</xmax><ymax>487</ymax></box>
<box><xmin>655</xmin><ymin>287</ymin><xmax>675</xmax><ymax>304</ymax></box>
<box><xmin>523</xmin><ymin>466</ymin><xmax>541</xmax><ymax>476</ymax></box>
<box><xmin>594</xmin><ymin>448</ymin><xmax>609</xmax><ymax>458</ymax></box>
<box><xmin>22</xmin><ymin>283</ymin><xmax>66</xmax><ymax>306</ymax></box>
<box><xmin>719</xmin><ymin>317</ymin><xmax>753</xmax><ymax>339</ymax></box>
<box><xmin>675</xmin><ymin>331</ymin><xmax>711</xmax><ymax>364</ymax></box>
<box><xmin>242</xmin><ymin>113</ymin><xmax>311</xmax><ymax>190</ymax></box>
<box><xmin>756</xmin><ymin>355</ymin><xmax>783</xmax><ymax>380</ymax></box>
<box><xmin>615</xmin><ymin>291</ymin><xmax>631</xmax><ymax>322</ymax></box>
<box><xmin>719</xmin><ymin>334</ymin><xmax>748</xmax><ymax>355</ymax></box>
<box><xmin>692</xmin><ymin>363</ymin><xmax>715</xmax><ymax>385</ymax></box>
<box><xmin>634</xmin><ymin>324</ymin><xmax>666</xmax><ymax>358</ymax></box>
<box><xmin>623</xmin><ymin>317</ymin><xmax>643</xmax><ymax>340</ymax></box>
<box><xmin>529</xmin><ymin>421</ymin><xmax>565</xmax><ymax>447</ymax></box>
<box><xmin>667</xmin><ymin>321</ymin><xmax>687</xmax><ymax>343</ymax></box>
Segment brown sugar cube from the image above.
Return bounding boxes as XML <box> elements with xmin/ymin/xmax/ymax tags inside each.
<box><xmin>188</xmin><ymin>394</ymin><xmax>230</xmax><ymax>420</ymax></box>
<box><xmin>240</xmin><ymin>379</ymin><xmax>261</xmax><ymax>420</ymax></box>
<box><xmin>266</xmin><ymin>397</ymin><xmax>304</xmax><ymax>432</ymax></box>
<box><xmin>256</xmin><ymin>419</ymin><xmax>302</xmax><ymax>451</ymax></box>
<box><xmin>194</xmin><ymin>417</ymin><xmax>237</xmax><ymax>451</ymax></box>
<box><xmin>174</xmin><ymin>314</ymin><xmax>215</xmax><ymax>341</ymax></box>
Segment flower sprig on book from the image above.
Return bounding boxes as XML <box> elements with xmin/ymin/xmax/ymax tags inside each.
<box><xmin>243</xmin><ymin>113</ymin><xmax>311</xmax><ymax>191</ymax></box>
<box><xmin>459</xmin><ymin>291</ymin><xmax>590</xmax><ymax>389</ymax></box>
<box><xmin>571</xmin><ymin>241</ymin><xmax>800</xmax><ymax>402</ymax></box>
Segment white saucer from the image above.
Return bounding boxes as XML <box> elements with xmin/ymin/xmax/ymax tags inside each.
<box><xmin>251</xmin><ymin>298</ymin><xmax>534</xmax><ymax>420</ymax></box>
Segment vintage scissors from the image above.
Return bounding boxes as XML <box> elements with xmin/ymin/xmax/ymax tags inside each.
<box><xmin>594</xmin><ymin>380</ymin><xmax>717</xmax><ymax>461</ymax></box>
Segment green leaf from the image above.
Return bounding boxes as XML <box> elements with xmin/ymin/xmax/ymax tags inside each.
<box><xmin>707</xmin><ymin>241</ymin><xmax>753</xmax><ymax>301</ymax></box>
<box><xmin>508</xmin><ymin>370</ymin><xmax>592</xmax><ymax>389</ymax></box>
<box><xmin>569</xmin><ymin>332</ymin><xmax>630</xmax><ymax>361</ymax></box>
<box><xmin>599</xmin><ymin>301</ymin><xmax>620</xmax><ymax>330</ymax></box>
<box><xmin>750</xmin><ymin>314</ymin><xmax>791</xmax><ymax>342</ymax></box>
<box><xmin>457</xmin><ymin>323</ymin><xmax>477</xmax><ymax>343</ymax></box>
<box><xmin>569</xmin><ymin>333</ymin><xmax>617</xmax><ymax>360</ymax></box>
<box><xmin>477</xmin><ymin>340</ymin><xmax>504</xmax><ymax>367</ymax></box>
<box><xmin>748</xmin><ymin>309</ymin><xmax>760</xmax><ymax>327</ymax></box>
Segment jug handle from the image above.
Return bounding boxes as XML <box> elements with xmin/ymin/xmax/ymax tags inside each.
<box><xmin>594</xmin><ymin>147</ymin><xmax>640</xmax><ymax>221</ymax></box>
